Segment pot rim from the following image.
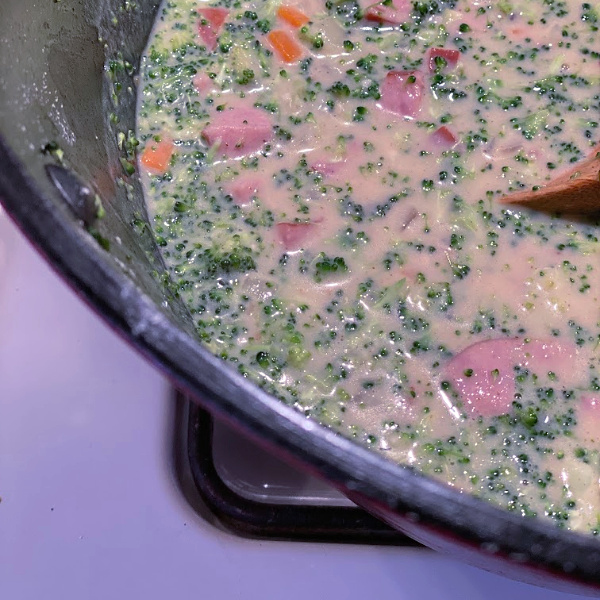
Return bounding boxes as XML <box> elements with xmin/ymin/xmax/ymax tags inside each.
<box><xmin>1</xmin><ymin>135</ymin><xmax>600</xmax><ymax>591</ymax></box>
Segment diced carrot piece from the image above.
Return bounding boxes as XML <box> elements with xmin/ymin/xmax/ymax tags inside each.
<box><xmin>140</xmin><ymin>138</ymin><xmax>174</xmax><ymax>174</ymax></box>
<box><xmin>277</xmin><ymin>5</ymin><xmax>310</xmax><ymax>28</ymax></box>
<box><xmin>267</xmin><ymin>29</ymin><xmax>303</xmax><ymax>63</ymax></box>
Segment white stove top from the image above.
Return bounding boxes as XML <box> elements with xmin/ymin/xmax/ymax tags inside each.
<box><xmin>0</xmin><ymin>211</ymin><xmax>582</xmax><ymax>599</ymax></box>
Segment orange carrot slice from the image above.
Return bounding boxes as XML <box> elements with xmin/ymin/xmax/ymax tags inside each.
<box><xmin>277</xmin><ymin>5</ymin><xmax>310</xmax><ymax>28</ymax></box>
<box><xmin>140</xmin><ymin>138</ymin><xmax>174</xmax><ymax>174</ymax></box>
<box><xmin>267</xmin><ymin>30</ymin><xmax>303</xmax><ymax>63</ymax></box>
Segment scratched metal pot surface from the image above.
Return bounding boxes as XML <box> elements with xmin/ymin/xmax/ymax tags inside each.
<box><xmin>1</xmin><ymin>0</ymin><xmax>600</xmax><ymax>593</ymax></box>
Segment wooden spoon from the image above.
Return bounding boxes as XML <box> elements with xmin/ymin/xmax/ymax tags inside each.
<box><xmin>501</xmin><ymin>150</ymin><xmax>600</xmax><ymax>214</ymax></box>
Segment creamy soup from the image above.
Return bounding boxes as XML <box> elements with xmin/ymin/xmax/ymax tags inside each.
<box><xmin>137</xmin><ymin>0</ymin><xmax>600</xmax><ymax>532</ymax></box>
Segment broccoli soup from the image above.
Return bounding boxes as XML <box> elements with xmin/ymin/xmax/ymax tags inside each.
<box><xmin>137</xmin><ymin>0</ymin><xmax>600</xmax><ymax>532</ymax></box>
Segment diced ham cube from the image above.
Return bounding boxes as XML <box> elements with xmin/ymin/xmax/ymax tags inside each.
<box><xmin>582</xmin><ymin>394</ymin><xmax>600</xmax><ymax>413</ymax></box>
<box><xmin>276</xmin><ymin>222</ymin><xmax>315</xmax><ymax>251</ymax></box>
<box><xmin>199</xmin><ymin>7</ymin><xmax>229</xmax><ymax>29</ymax></box>
<box><xmin>430</xmin><ymin>126</ymin><xmax>458</xmax><ymax>148</ymax></box>
<box><xmin>427</xmin><ymin>48</ymin><xmax>460</xmax><ymax>73</ymax></box>
<box><xmin>226</xmin><ymin>176</ymin><xmax>262</xmax><ymax>206</ymax></box>
<box><xmin>380</xmin><ymin>70</ymin><xmax>425</xmax><ymax>118</ymax></box>
<box><xmin>364</xmin><ymin>0</ymin><xmax>410</xmax><ymax>25</ymax></box>
<box><xmin>578</xmin><ymin>394</ymin><xmax>600</xmax><ymax>443</ymax></box>
<box><xmin>197</xmin><ymin>7</ymin><xmax>229</xmax><ymax>51</ymax></box>
<box><xmin>440</xmin><ymin>338</ymin><xmax>576</xmax><ymax>418</ymax></box>
<box><xmin>518</xmin><ymin>339</ymin><xmax>577</xmax><ymax>377</ymax></box>
<box><xmin>441</xmin><ymin>339</ymin><xmax>517</xmax><ymax>418</ymax></box>
<box><xmin>202</xmin><ymin>107</ymin><xmax>273</xmax><ymax>157</ymax></box>
<box><xmin>193</xmin><ymin>72</ymin><xmax>214</xmax><ymax>94</ymax></box>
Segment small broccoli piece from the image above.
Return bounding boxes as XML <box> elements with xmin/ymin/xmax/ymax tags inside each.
<box><xmin>314</xmin><ymin>254</ymin><xmax>348</xmax><ymax>282</ymax></box>
<box><xmin>197</xmin><ymin>245</ymin><xmax>256</xmax><ymax>280</ymax></box>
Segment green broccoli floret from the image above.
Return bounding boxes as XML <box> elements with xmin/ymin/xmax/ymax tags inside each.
<box><xmin>197</xmin><ymin>246</ymin><xmax>256</xmax><ymax>279</ymax></box>
<box><xmin>314</xmin><ymin>253</ymin><xmax>348</xmax><ymax>282</ymax></box>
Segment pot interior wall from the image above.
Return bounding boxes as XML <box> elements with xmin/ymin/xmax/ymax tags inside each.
<box><xmin>0</xmin><ymin>0</ymin><xmax>192</xmax><ymax>329</ymax></box>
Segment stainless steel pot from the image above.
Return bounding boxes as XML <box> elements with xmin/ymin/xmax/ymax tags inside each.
<box><xmin>1</xmin><ymin>1</ymin><xmax>599</xmax><ymax>593</ymax></box>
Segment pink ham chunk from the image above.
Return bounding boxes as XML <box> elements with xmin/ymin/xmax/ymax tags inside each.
<box><xmin>427</xmin><ymin>48</ymin><xmax>460</xmax><ymax>73</ymax></box>
<box><xmin>226</xmin><ymin>176</ymin><xmax>262</xmax><ymax>206</ymax></box>
<box><xmin>430</xmin><ymin>126</ymin><xmax>458</xmax><ymax>148</ymax></box>
<box><xmin>276</xmin><ymin>223</ymin><xmax>315</xmax><ymax>251</ymax></box>
<box><xmin>519</xmin><ymin>339</ymin><xmax>574</xmax><ymax>372</ymax></box>
<box><xmin>380</xmin><ymin>70</ymin><xmax>425</xmax><ymax>118</ymax></box>
<box><xmin>577</xmin><ymin>394</ymin><xmax>600</xmax><ymax>443</ymax></box>
<box><xmin>202</xmin><ymin>107</ymin><xmax>273</xmax><ymax>157</ymax></box>
<box><xmin>441</xmin><ymin>339</ymin><xmax>517</xmax><ymax>418</ymax></box>
<box><xmin>197</xmin><ymin>7</ymin><xmax>229</xmax><ymax>51</ymax></box>
<box><xmin>363</xmin><ymin>0</ymin><xmax>410</xmax><ymax>25</ymax></box>
<box><xmin>582</xmin><ymin>395</ymin><xmax>600</xmax><ymax>413</ymax></box>
<box><xmin>193</xmin><ymin>72</ymin><xmax>214</xmax><ymax>94</ymax></box>
<box><xmin>441</xmin><ymin>338</ymin><xmax>576</xmax><ymax>418</ymax></box>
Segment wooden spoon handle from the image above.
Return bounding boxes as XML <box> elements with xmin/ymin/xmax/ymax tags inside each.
<box><xmin>501</xmin><ymin>153</ymin><xmax>600</xmax><ymax>214</ymax></box>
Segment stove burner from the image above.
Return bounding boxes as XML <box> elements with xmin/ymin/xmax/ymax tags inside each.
<box><xmin>175</xmin><ymin>394</ymin><xmax>420</xmax><ymax>545</ymax></box>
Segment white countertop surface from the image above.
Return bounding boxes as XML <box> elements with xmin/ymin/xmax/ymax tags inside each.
<box><xmin>0</xmin><ymin>212</ymin><xmax>586</xmax><ymax>599</ymax></box>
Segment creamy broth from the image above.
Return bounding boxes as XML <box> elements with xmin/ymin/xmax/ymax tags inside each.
<box><xmin>137</xmin><ymin>0</ymin><xmax>600</xmax><ymax>532</ymax></box>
